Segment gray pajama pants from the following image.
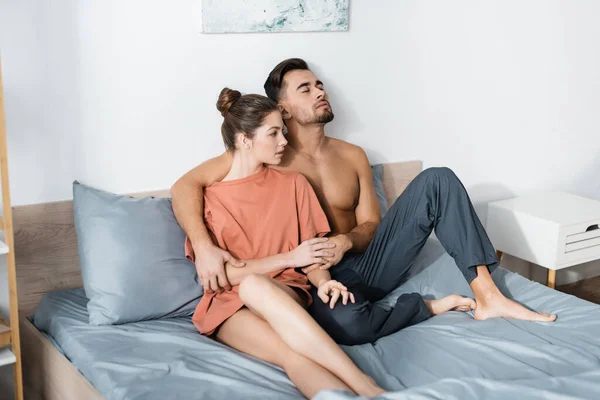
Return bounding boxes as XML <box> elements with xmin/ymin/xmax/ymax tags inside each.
<box><xmin>308</xmin><ymin>167</ymin><xmax>499</xmax><ymax>345</ymax></box>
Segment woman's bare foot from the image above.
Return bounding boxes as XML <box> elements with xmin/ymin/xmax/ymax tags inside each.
<box><xmin>473</xmin><ymin>292</ymin><xmax>556</xmax><ymax>322</ymax></box>
<box><xmin>424</xmin><ymin>294</ymin><xmax>476</xmax><ymax>316</ymax></box>
<box><xmin>354</xmin><ymin>375</ymin><xmax>385</xmax><ymax>397</ymax></box>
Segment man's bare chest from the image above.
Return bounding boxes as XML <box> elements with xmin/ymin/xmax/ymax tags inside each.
<box><xmin>280</xmin><ymin>158</ymin><xmax>360</xmax><ymax>212</ymax></box>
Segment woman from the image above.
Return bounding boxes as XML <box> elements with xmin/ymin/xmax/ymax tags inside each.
<box><xmin>184</xmin><ymin>88</ymin><xmax>470</xmax><ymax>398</ymax></box>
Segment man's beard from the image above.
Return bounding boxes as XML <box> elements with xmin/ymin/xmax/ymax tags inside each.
<box><xmin>315</xmin><ymin>109</ymin><xmax>334</xmax><ymax>123</ymax></box>
<box><xmin>293</xmin><ymin>105</ymin><xmax>335</xmax><ymax>125</ymax></box>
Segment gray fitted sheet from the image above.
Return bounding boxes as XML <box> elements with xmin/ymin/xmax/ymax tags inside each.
<box><xmin>33</xmin><ymin>240</ymin><xmax>600</xmax><ymax>400</ymax></box>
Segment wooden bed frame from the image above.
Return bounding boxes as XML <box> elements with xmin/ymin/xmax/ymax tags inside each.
<box><xmin>14</xmin><ymin>161</ymin><xmax>422</xmax><ymax>400</ymax></box>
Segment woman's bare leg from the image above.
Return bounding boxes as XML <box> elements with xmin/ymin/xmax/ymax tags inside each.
<box><xmin>238</xmin><ymin>274</ymin><xmax>384</xmax><ymax>397</ymax></box>
<box><xmin>217</xmin><ymin>308</ymin><xmax>352</xmax><ymax>398</ymax></box>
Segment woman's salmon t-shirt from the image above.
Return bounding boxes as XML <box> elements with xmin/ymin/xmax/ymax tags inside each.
<box><xmin>185</xmin><ymin>167</ymin><xmax>331</xmax><ymax>335</ymax></box>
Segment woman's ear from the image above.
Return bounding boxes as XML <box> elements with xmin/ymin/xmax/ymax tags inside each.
<box><xmin>241</xmin><ymin>135</ymin><xmax>252</xmax><ymax>150</ymax></box>
<box><xmin>235</xmin><ymin>133</ymin><xmax>246</xmax><ymax>150</ymax></box>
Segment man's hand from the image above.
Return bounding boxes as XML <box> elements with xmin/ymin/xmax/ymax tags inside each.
<box><xmin>196</xmin><ymin>244</ymin><xmax>245</xmax><ymax>293</ymax></box>
<box><xmin>317</xmin><ymin>280</ymin><xmax>355</xmax><ymax>309</ymax></box>
<box><xmin>302</xmin><ymin>234</ymin><xmax>352</xmax><ymax>274</ymax></box>
<box><xmin>289</xmin><ymin>238</ymin><xmax>336</xmax><ymax>268</ymax></box>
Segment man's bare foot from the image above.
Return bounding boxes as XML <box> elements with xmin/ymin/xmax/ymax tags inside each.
<box><xmin>473</xmin><ymin>293</ymin><xmax>556</xmax><ymax>322</ymax></box>
<box><xmin>424</xmin><ymin>294</ymin><xmax>476</xmax><ymax>316</ymax></box>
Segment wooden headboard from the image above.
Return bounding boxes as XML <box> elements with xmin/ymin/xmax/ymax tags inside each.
<box><xmin>13</xmin><ymin>160</ymin><xmax>422</xmax><ymax>316</ymax></box>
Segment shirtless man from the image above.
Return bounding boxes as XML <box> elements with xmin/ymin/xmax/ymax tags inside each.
<box><xmin>171</xmin><ymin>58</ymin><xmax>556</xmax><ymax>345</ymax></box>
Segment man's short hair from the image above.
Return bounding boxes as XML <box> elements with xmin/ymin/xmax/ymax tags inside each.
<box><xmin>264</xmin><ymin>58</ymin><xmax>310</xmax><ymax>103</ymax></box>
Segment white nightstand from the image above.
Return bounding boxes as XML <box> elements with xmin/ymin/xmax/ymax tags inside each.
<box><xmin>486</xmin><ymin>192</ymin><xmax>600</xmax><ymax>289</ymax></box>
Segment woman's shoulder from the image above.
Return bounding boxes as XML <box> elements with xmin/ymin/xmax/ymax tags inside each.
<box><xmin>267</xmin><ymin>167</ymin><xmax>300</xmax><ymax>180</ymax></box>
<box><xmin>267</xmin><ymin>168</ymin><xmax>308</xmax><ymax>186</ymax></box>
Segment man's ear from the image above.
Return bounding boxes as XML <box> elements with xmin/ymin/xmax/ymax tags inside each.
<box><xmin>278</xmin><ymin>104</ymin><xmax>291</xmax><ymax>120</ymax></box>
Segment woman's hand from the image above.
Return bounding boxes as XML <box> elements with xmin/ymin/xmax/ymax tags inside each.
<box><xmin>289</xmin><ymin>238</ymin><xmax>336</xmax><ymax>268</ymax></box>
<box><xmin>317</xmin><ymin>280</ymin><xmax>355</xmax><ymax>309</ymax></box>
<box><xmin>302</xmin><ymin>234</ymin><xmax>352</xmax><ymax>274</ymax></box>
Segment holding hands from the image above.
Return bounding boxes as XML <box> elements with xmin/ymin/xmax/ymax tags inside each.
<box><xmin>289</xmin><ymin>237</ymin><xmax>337</xmax><ymax>268</ymax></box>
<box><xmin>301</xmin><ymin>234</ymin><xmax>352</xmax><ymax>273</ymax></box>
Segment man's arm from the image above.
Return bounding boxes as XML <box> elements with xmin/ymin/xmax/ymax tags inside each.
<box><xmin>340</xmin><ymin>147</ymin><xmax>381</xmax><ymax>252</ymax></box>
<box><xmin>171</xmin><ymin>152</ymin><xmax>232</xmax><ymax>246</ymax></box>
<box><xmin>171</xmin><ymin>152</ymin><xmax>237</xmax><ymax>293</ymax></box>
<box><xmin>301</xmin><ymin>147</ymin><xmax>381</xmax><ymax>273</ymax></box>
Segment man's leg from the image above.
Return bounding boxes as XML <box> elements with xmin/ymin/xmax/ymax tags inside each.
<box><xmin>308</xmin><ymin>267</ymin><xmax>429</xmax><ymax>345</ymax></box>
<box><xmin>350</xmin><ymin>167</ymin><xmax>497</xmax><ymax>293</ymax></box>
<box><xmin>309</xmin><ymin>264</ymin><xmax>476</xmax><ymax>345</ymax></box>
<box><xmin>346</xmin><ymin>167</ymin><xmax>555</xmax><ymax>322</ymax></box>
<box><xmin>310</xmin><ymin>167</ymin><xmax>554</xmax><ymax>344</ymax></box>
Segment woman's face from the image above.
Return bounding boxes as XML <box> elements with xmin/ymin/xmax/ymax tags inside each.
<box><xmin>244</xmin><ymin>111</ymin><xmax>287</xmax><ymax>165</ymax></box>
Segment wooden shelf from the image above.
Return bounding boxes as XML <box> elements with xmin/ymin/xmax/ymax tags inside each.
<box><xmin>0</xmin><ymin>347</ymin><xmax>16</xmax><ymax>367</ymax></box>
<box><xmin>1</xmin><ymin>54</ymin><xmax>23</xmax><ymax>400</ymax></box>
<box><xmin>1</xmin><ymin>57</ymin><xmax>23</xmax><ymax>399</ymax></box>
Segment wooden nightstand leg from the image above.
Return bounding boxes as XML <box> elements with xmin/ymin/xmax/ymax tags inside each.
<box><xmin>547</xmin><ymin>269</ymin><xmax>556</xmax><ymax>289</ymax></box>
<box><xmin>496</xmin><ymin>250</ymin><xmax>503</xmax><ymax>261</ymax></box>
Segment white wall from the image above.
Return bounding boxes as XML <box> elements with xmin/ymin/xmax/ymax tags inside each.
<box><xmin>1</xmin><ymin>0</ymin><xmax>599</xmax><ymax>331</ymax></box>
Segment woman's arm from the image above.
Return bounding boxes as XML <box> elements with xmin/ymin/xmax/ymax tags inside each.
<box><xmin>306</xmin><ymin>268</ymin><xmax>331</xmax><ymax>288</ymax></box>
<box><xmin>224</xmin><ymin>253</ymin><xmax>293</xmax><ymax>286</ymax></box>
<box><xmin>223</xmin><ymin>238</ymin><xmax>336</xmax><ymax>286</ymax></box>
<box><xmin>226</xmin><ymin>255</ymin><xmax>353</xmax><ymax>309</ymax></box>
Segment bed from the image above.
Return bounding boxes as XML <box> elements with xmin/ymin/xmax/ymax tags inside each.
<box><xmin>14</xmin><ymin>161</ymin><xmax>600</xmax><ymax>400</ymax></box>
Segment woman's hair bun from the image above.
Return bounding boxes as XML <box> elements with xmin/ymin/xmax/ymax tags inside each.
<box><xmin>216</xmin><ymin>88</ymin><xmax>242</xmax><ymax>117</ymax></box>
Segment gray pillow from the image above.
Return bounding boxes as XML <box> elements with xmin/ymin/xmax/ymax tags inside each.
<box><xmin>72</xmin><ymin>181</ymin><xmax>202</xmax><ymax>325</ymax></box>
<box><xmin>371</xmin><ymin>164</ymin><xmax>389</xmax><ymax>218</ymax></box>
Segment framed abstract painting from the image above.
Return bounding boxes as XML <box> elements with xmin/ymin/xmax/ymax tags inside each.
<box><xmin>202</xmin><ymin>0</ymin><xmax>349</xmax><ymax>33</ymax></box>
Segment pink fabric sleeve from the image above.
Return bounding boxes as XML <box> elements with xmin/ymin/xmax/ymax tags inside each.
<box><xmin>185</xmin><ymin>236</ymin><xmax>195</xmax><ymax>263</ymax></box>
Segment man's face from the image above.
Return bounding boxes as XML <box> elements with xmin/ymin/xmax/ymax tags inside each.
<box><xmin>279</xmin><ymin>69</ymin><xmax>334</xmax><ymax>125</ymax></box>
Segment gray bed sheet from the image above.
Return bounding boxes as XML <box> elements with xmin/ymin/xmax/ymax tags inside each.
<box><xmin>33</xmin><ymin>240</ymin><xmax>600</xmax><ymax>400</ymax></box>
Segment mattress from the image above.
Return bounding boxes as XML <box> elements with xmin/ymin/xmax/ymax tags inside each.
<box><xmin>33</xmin><ymin>240</ymin><xmax>600</xmax><ymax>399</ymax></box>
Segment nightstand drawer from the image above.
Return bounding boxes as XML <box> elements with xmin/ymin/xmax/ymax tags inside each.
<box><xmin>566</xmin><ymin>236</ymin><xmax>600</xmax><ymax>253</ymax></box>
<box><xmin>558</xmin><ymin>219</ymin><xmax>600</xmax><ymax>267</ymax></box>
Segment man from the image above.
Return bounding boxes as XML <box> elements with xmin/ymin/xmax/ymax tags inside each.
<box><xmin>171</xmin><ymin>58</ymin><xmax>556</xmax><ymax>345</ymax></box>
